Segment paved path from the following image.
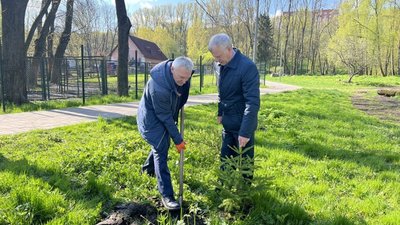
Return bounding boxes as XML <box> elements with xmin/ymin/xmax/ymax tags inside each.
<box><xmin>0</xmin><ymin>81</ymin><xmax>300</xmax><ymax>135</ymax></box>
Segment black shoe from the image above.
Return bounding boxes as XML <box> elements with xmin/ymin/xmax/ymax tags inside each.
<box><xmin>161</xmin><ymin>196</ymin><xmax>180</xmax><ymax>210</ymax></box>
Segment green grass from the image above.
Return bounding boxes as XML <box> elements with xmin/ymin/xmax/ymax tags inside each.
<box><xmin>0</xmin><ymin>75</ymin><xmax>399</xmax><ymax>224</ymax></box>
<box><xmin>266</xmin><ymin>74</ymin><xmax>400</xmax><ymax>92</ymax></box>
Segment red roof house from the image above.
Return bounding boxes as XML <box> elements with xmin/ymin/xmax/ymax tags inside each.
<box><xmin>110</xmin><ymin>35</ymin><xmax>167</xmax><ymax>64</ymax></box>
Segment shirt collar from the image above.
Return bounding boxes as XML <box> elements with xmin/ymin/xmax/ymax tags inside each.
<box><xmin>221</xmin><ymin>48</ymin><xmax>240</xmax><ymax>69</ymax></box>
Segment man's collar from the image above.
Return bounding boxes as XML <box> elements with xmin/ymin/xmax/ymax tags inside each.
<box><xmin>223</xmin><ymin>49</ymin><xmax>240</xmax><ymax>69</ymax></box>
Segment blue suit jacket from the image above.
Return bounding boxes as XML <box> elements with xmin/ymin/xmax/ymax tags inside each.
<box><xmin>218</xmin><ymin>50</ymin><xmax>260</xmax><ymax>138</ymax></box>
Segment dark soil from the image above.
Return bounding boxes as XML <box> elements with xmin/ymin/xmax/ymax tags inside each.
<box><xmin>352</xmin><ymin>89</ymin><xmax>400</xmax><ymax>124</ymax></box>
<box><xmin>96</xmin><ymin>199</ymin><xmax>207</xmax><ymax>225</ymax></box>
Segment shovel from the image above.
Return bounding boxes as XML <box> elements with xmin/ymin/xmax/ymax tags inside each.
<box><xmin>178</xmin><ymin>107</ymin><xmax>185</xmax><ymax>208</ymax></box>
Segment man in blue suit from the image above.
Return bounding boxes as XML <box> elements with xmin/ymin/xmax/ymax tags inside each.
<box><xmin>208</xmin><ymin>33</ymin><xmax>260</xmax><ymax>181</ymax></box>
<box><xmin>137</xmin><ymin>56</ymin><xmax>193</xmax><ymax>210</ymax></box>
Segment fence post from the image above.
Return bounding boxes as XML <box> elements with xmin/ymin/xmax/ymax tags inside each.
<box><xmin>46</xmin><ymin>59</ymin><xmax>50</xmax><ymax>100</ymax></box>
<box><xmin>40</xmin><ymin>58</ymin><xmax>47</xmax><ymax>100</ymax></box>
<box><xmin>0</xmin><ymin>42</ymin><xmax>5</xmax><ymax>112</ymax></box>
<box><xmin>81</xmin><ymin>45</ymin><xmax>85</xmax><ymax>105</ymax></box>
<box><xmin>199</xmin><ymin>55</ymin><xmax>203</xmax><ymax>93</ymax></box>
<box><xmin>75</xmin><ymin>58</ymin><xmax>79</xmax><ymax>96</ymax></box>
<box><xmin>100</xmin><ymin>58</ymin><xmax>107</xmax><ymax>95</ymax></box>
<box><xmin>105</xmin><ymin>59</ymin><xmax>108</xmax><ymax>94</ymax></box>
<box><xmin>135</xmin><ymin>50</ymin><xmax>138</xmax><ymax>99</ymax></box>
<box><xmin>65</xmin><ymin>58</ymin><xmax>69</xmax><ymax>92</ymax></box>
<box><xmin>264</xmin><ymin>61</ymin><xmax>267</xmax><ymax>86</ymax></box>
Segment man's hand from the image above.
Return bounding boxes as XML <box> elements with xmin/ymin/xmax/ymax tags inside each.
<box><xmin>238</xmin><ymin>136</ymin><xmax>250</xmax><ymax>148</ymax></box>
<box><xmin>217</xmin><ymin>116</ymin><xmax>222</xmax><ymax>124</ymax></box>
<box><xmin>176</xmin><ymin>141</ymin><xmax>186</xmax><ymax>153</ymax></box>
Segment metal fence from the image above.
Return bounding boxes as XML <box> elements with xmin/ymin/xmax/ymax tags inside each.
<box><xmin>1</xmin><ymin>51</ymin><xmax>268</xmax><ymax>112</ymax></box>
<box><xmin>26</xmin><ymin>56</ymin><xmax>117</xmax><ymax>102</ymax></box>
<box><xmin>23</xmin><ymin>56</ymin><xmax>219</xmax><ymax>102</ymax></box>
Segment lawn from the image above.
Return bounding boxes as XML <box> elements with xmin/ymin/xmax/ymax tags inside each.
<box><xmin>266</xmin><ymin>74</ymin><xmax>400</xmax><ymax>92</ymax></box>
<box><xmin>0</xmin><ymin>75</ymin><xmax>399</xmax><ymax>224</ymax></box>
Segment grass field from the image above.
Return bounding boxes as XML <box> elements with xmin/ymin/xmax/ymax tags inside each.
<box><xmin>0</xmin><ymin>75</ymin><xmax>399</xmax><ymax>224</ymax></box>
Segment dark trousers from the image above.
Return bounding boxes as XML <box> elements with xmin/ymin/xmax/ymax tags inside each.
<box><xmin>221</xmin><ymin>130</ymin><xmax>255</xmax><ymax>180</ymax></box>
<box><xmin>142</xmin><ymin>133</ymin><xmax>174</xmax><ymax>198</ymax></box>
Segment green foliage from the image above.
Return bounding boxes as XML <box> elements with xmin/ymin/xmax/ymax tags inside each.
<box><xmin>135</xmin><ymin>26</ymin><xmax>180</xmax><ymax>58</ymax></box>
<box><xmin>328</xmin><ymin>0</ymin><xmax>400</xmax><ymax>76</ymax></box>
<box><xmin>1</xmin><ymin>76</ymin><xmax>399</xmax><ymax>224</ymax></box>
<box><xmin>257</xmin><ymin>14</ymin><xmax>274</xmax><ymax>64</ymax></box>
<box><xmin>187</xmin><ymin>18</ymin><xmax>211</xmax><ymax>63</ymax></box>
<box><xmin>214</xmin><ymin>146</ymin><xmax>255</xmax><ymax>213</ymax></box>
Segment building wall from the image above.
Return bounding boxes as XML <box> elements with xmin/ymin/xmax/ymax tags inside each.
<box><xmin>110</xmin><ymin>39</ymin><xmax>145</xmax><ymax>62</ymax></box>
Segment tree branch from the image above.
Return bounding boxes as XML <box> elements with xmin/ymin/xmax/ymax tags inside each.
<box><xmin>195</xmin><ymin>0</ymin><xmax>218</xmax><ymax>25</ymax></box>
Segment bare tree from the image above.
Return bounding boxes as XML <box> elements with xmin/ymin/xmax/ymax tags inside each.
<box><xmin>115</xmin><ymin>0</ymin><xmax>131</xmax><ymax>96</ymax></box>
<box><xmin>51</xmin><ymin>0</ymin><xmax>74</xmax><ymax>84</ymax></box>
<box><xmin>298</xmin><ymin>0</ymin><xmax>309</xmax><ymax>74</ymax></box>
<box><xmin>283</xmin><ymin>0</ymin><xmax>293</xmax><ymax>74</ymax></box>
<box><xmin>29</xmin><ymin>0</ymin><xmax>61</xmax><ymax>87</ymax></box>
<box><xmin>1</xmin><ymin>0</ymin><xmax>29</xmax><ymax>104</ymax></box>
<box><xmin>33</xmin><ymin>0</ymin><xmax>61</xmax><ymax>59</ymax></box>
<box><xmin>330</xmin><ymin>39</ymin><xmax>367</xmax><ymax>82</ymax></box>
<box><xmin>25</xmin><ymin>0</ymin><xmax>52</xmax><ymax>54</ymax></box>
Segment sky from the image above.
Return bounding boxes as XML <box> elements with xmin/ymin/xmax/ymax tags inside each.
<box><xmin>109</xmin><ymin>0</ymin><xmax>341</xmax><ymax>15</ymax></box>
<box><xmin>108</xmin><ymin>0</ymin><xmax>191</xmax><ymax>12</ymax></box>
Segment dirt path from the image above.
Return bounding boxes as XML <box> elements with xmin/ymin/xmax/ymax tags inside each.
<box><xmin>352</xmin><ymin>89</ymin><xmax>400</xmax><ymax>124</ymax></box>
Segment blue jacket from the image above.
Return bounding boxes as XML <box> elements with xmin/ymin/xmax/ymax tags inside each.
<box><xmin>137</xmin><ymin>60</ymin><xmax>190</xmax><ymax>147</ymax></box>
<box><xmin>218</xmin><ymin>50</ymin><xmax>260</xmax><ymax>138</ymax></box>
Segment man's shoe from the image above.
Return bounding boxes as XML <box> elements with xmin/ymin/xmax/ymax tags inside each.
<box><xmin>161</xmin><ymin>196</ymin><xmax>180</xmax><ymax>210</ymax></box>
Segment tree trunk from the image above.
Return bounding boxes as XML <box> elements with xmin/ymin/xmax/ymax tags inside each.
<box><xmin>31</xmin><ymin>0</ymin><xmax>61</xmax><ymax>87</ymax></box>
<box><xmin>115</xmin><ymin>0</ymin><xmax>131</xmax><ymax>96</ymax></box>
<box><xmin>299</xmin><ymin>8</ymin><xmax>308</xmax><ymax>74</ymax></box>
<box><xmin>307</xmin><ymin>1</ymin><xmax>317</xmax><ymax>74</ymax></box>
<box><xmin>348</xmin><ymin>72</ymin><xmax>356</xmax><ymax>83</ymax></box>
<box><xmin>25</xmin><ymin>0</ymin><xmax>52</xmax><ymax>54</ymax></box>
<box><xmin>47</xmin><ymin>21</ymin><xmax>55</xmax><ymax>78</ymax></box>
<box><xmin>283</xmin><ymin>0</ymin><xmax>292</xmax><ymax>75</ymax></box>
<box><xmin>1</xmin><ymin>0</ymin><xmax>29</xmax><ymax>105</ymax></box>
<box><xmin>33</xmin><ymin>0</ymin><xmax>61</xmax><ymax>59</ymax></box>
<box><xmin>51</xmin><ymin>0</ymin><xmax>74</xmax><ymax>84</ymax></box>
<box><xmin>391</xmin><ymin>48</ymin><xmax>395</xmax><ymax>76</ymax></box>
<box><xmin>274</xmin><ymin>14</ymin><xmax>283</xmax><ymax>74</ymax></box>
<box><xmin>398</xmin><ymin>38</ymin><xmax>400</xmax><ymax>75</ymax></box>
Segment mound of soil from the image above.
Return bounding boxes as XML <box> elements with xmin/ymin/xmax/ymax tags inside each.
<box><xmin>96</xmin><ymin>202</ymin><xmax>157</xmax><ymax>225</ymax></box>
<box><xmin>377</xmin><ymin>88</ymin><xmax>400</xmax><ymax>97</ymax></box>
<box><xmin>352</xmin><ymin>89</ymin><xmax>400</xmax><ymax>124</ymax></box>
<box><xmin>97</xmin><ymin>200</ymin><xmax>207</xmax><ymax>225</ymax></box>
